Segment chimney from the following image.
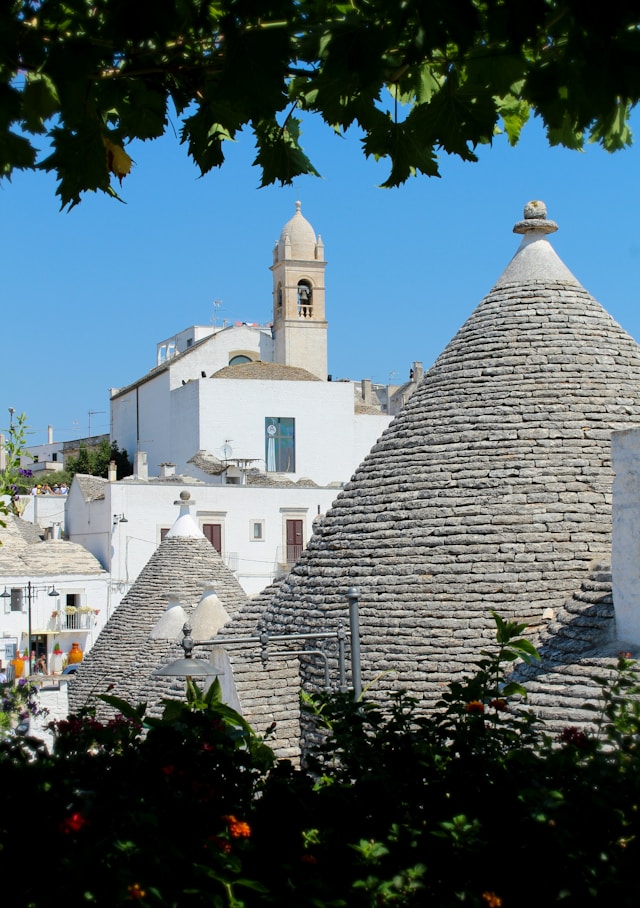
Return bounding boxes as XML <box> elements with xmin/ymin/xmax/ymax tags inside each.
<box><xmin>134</xmin><ymin>451</ymin><xmax>148</xmax><ymax>481</ymax></box>
<box><xmin>160</xmin><ymin>462</ymin><xmax>176</xmax><ymax>478</ymax></box>
<box><xmin>612</xmin><ymin>428</ymin><xmax>640</xmax><ymax>646</ymax></box>
<box><xmin>48</xmin><ymin>425</ymin><xmax>54</xmax><ymax>444</ymax></box>
<box><xmin>412</xmin><ymin>362</ymin><xmax>424</xmax><ymax>383</ymax></box>
<box><xmin>361</xmin><ymin>379</ymin><xmax>372</xmax><ymax>403</ymax></box>
<box><xmin>108</xmin><ymin>460</ymin><xmax>117</xmax><ymax>482</ymax></box>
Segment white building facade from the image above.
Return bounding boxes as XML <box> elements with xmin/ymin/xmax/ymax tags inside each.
<box><xmin>109</xmin><ymin>203</ymin><xmax>390</xmax><ymax>481</ymax></box>
<box><xmin>65</xmin><ymin>477</ymin><xmax>342</xmax><ymax>600</ymax></box>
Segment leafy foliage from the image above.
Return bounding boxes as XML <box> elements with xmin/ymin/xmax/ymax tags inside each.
<box><xmin>65</xmin><ymin>437</ymin><xmax>132</xmax><ymax>479</ymax></box>
<box><xmin>3</xmin><ymin>618</ymin><xmax>640</xmax><ymax>906</ymax></box>
<box><xmin>2</xmin><ymin>1</ymin><xmax>639</xmax><ymax>207</ymax></box>
<box><xmin>0</xmin><ymin>410</ymin><xmax>32</xmax><ymax>516</ymax></box>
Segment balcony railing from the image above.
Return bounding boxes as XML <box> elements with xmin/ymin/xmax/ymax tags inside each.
<box><xmin>49</xmin><ymin>611</ymin><xmax>97</xmax><ymax>631</ymax></box>
<box><xmin>275</xmin><ymin>544</ymin><xmax>303</xmax><ymax>568</ymax></box>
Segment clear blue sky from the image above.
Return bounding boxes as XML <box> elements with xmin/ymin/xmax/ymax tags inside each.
<box><xmin>3</xmin><ymin>109</ymin><xmax>640</xmax><ymax>447</ymax></box>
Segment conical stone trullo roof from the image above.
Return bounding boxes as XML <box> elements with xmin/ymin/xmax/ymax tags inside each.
<box><xmin>68</xmin><ymin>491</ymin><xmax>248</xmax><ymax>719</ymax></box>
<box><xmin>257</xmin><ymin>201</ymin><xmax>640</xmax><ymax>714</ymax></box>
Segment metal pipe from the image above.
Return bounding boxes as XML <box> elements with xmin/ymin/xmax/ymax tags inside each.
<box><xmin>347</xmin><ymin>586</ymin><xmax>362</xmax><ymax>700</ymax></box>
<box><xmin>337</xmin><ymin>625</ymin><xmax>347</xmax><ymax>692</ymax></box>
<box><xmin>27</xmin><ymin>582</ymin><xmax>33</xmax><ymax>675</ymax></box>
<box><xmin>191</xmin><ymin>630</ymin><xmax>341</xmax><ymax>647</ymax></box>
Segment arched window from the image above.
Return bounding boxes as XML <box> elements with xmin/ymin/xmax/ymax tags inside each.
<box><xmin>229</xmin><ymin>355</ymin><xmax>252</xmax><ymax>366</ymax></box>
<box><xmin>297</xmin><ymin>280</ymin><xmax>312</xmax><ymax>317</ymax></box>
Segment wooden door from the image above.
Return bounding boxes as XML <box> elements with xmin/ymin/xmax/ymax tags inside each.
<box><xmin>286</xmin><ymin>519</ymin><xmax>303</xmax><ymax>563</ymax></box>
<box><xmin>203</xmin><ymin>523</ymin><xmax>222</xmax><ymax>554</ymax></box>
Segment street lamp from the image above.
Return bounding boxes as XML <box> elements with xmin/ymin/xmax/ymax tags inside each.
<box><xmin>152</xmin><ymin>588</ymin><xmax>363</xmax><ymax>699</ymax></box>
<box><xmin>1</xmin><ymin>583</ymin><xmax>62</xmax><ymax>674</ymax></box>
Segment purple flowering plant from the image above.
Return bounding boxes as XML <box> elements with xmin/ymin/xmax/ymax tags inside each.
<box><xmin>0</xmin><ymin>678</ymin><xmax>48</xmax><ymax>739</ymax></box>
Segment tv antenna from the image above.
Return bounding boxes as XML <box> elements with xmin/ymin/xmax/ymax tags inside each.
<box><xmin>88</xmin><ymin>410</ymin><xmax>105</xmax><ymax>437</ymax></box>
<box><xmin>211</xmin><ymin>300</ymin><xmax>224</xmax><ymax>326</ymax></box>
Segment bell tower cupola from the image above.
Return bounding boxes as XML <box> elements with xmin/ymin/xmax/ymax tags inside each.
<box><xmin>271</xmin><ymin>201</ymin><xmax>328</xmax><ymax>380</ymax></box>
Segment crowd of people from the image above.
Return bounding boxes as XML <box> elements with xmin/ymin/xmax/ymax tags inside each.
<box><xmin>30</xmin><ymin>482</ymin><xmax>68</xmax><ymax>495</ymax></box>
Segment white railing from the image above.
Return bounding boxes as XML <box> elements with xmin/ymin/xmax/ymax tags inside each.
<box><xmin>50</xmin><ymin>612</ymin><xmax>96</xmax><ymax>631</ymax></box>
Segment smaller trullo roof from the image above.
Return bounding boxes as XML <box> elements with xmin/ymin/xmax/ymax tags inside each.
<box><xmin>68</xmin><ymin>491</ymin><xmax>249</xmax><ymax>719</ymax></box>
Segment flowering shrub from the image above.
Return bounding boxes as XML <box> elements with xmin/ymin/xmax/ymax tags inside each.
<box><xmin>0</xmin><ymin>678</ymin><xmax>48</xmax><ymax>739</ymax></box>
<box><xmin>0</xmin><ymin>617</ymin><xmax>639</xmax><ymax>907</ymax></box>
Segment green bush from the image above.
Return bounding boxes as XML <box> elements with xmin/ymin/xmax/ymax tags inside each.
<box><xmin>2</xmin><ymin>617</ymin><xmax>640</xmax><ymax>908</ymax></box>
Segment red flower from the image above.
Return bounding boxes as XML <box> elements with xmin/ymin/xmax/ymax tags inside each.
<box><xmin>489</xmin><ymin>698</ymin><xmax>507</xmax><ymax>712</ymax></box>
<box><xmin>465</xmin><ymin>700</ymin><xmax>485</xmax><ymax>714</ymax></box>
<box><xmin>60</xmin><ymin>812</ymin><xmax>88</xmax><ymax>834</ymax></box>
<box><xmin>559</xmin><ymin>727</ymin><xmax>589</xmax><ymax>749</ymax></box>
<box><xmin>206</xmin><ymin>835</ymin><xmax>231</xmax><ymax>854</ymax></box>
<box><xmin>300</xmin><ymin>854</ymin><xmax>318</xmax><ymax>864</ymax></box>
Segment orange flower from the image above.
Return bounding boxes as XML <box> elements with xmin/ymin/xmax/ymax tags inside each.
<box><xmin>465</xmin><ymin>700</ymin><xmax>485</xmax><ymax>714</ymax></box>
<box><xmin>222</xmin><ymin>814</ymin><xmax>251</xmax><ymax>838</ymax></box>
<box><xmin>127</xmin><ymin>883</ymin><xmax>146</xmax><ymax>900</ymax></box>
<box><xmin>482</xmin><ymin>892</ymin><xmax>502</xmax><ymax>908</ymax></box>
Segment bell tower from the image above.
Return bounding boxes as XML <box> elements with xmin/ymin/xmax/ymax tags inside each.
<box><xmin>271</xmin><ymin>201</ymin><xmax>328</xmax><ymax>380</ymax></box>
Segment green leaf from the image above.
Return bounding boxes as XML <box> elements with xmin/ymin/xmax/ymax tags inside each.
<box><xmin>501</xmin><ymin>681</ymin><xmax>528</xmax><ymax>698</ymax></box>
<box><xmin>546</xmin><ymin>112</ymin><xmax>585</xmax><ymax>150</ymax></box>
<box><xmin>589</xmin><ymin>100</ymin><xmax>634</xmax><ymax>152</ymax></box>
<box><xmin>97</xmin><ymin>694</ymin><xmax>147</xmax><ymax>721</ymax></box>
<box><xmin>253</xmin><ymin>116</ymin><xmax>321</xmax><ymax>186</ymax></box>
<box><xmin>21</xmin><ymin>73</ymin><xmax>60</xmax><ymax>134</ymax></box>
<box><xmin>496</xmin><ymin>93</ymin><xmax>531</xmax><ymax>146</ymax></box>
<box><xmin>0</xmin><ymin>129</ymin><xmax>37</xmax><ymax>177</ymax></box>
<box><xmin>510</xmin><ymin>638</ymin><xmax>541</xmax><ymax>661</ymax></box>
<box><xmin>112</xmin><ymin>80</ymin><xmax>168</xmax><ymax>142</ymax></box>
<box><xmin>39</xmin><ymin>123</ymin><xmax>112</xmax><ymax>209</ymax></box>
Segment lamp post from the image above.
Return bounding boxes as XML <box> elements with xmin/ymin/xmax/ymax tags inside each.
<box><xmin>152</xmin><ymin>588</ymin><xmax>363</xmax><ymax>699</ymax></box>
<box><xmin>1</xmin><ymin>583</ymin><xmax>61</xmax><ymax>674</ymax></box>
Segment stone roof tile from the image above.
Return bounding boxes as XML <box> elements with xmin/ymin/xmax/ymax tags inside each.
<box><xmin>211</xmin><ymin>361</ymin><xmax>321</xmax><ymax>382</ymax></box>
<box><xmin>252</xmin><ymin>201</ymin><xmax>640</xmax><ymax>746</ymax></box>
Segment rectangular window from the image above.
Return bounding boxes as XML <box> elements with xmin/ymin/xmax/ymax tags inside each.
<box><xmin>265</xmin><ymin>417</ymin><xmax>295</xmax><ymax>473</ymax></box>
<box><xmin>10</xmin><ymin>589</ymin><xmax>23</xmax><ymax>613</ymax></box>
<box><xmin>251</xmin><ymin>520</ymin><xmax>264</xmax><ymax>541</ymax></box>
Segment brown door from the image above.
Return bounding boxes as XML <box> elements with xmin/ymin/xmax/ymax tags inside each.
<box><xmin>286</xmin><ymin>519</ymin><xmax>303</xmax><ymax>563</ymax></box>
<box><xmin>203</xmin><ymin>523</ymin><xmax>222</xmax><ymax>554</ymax></box>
